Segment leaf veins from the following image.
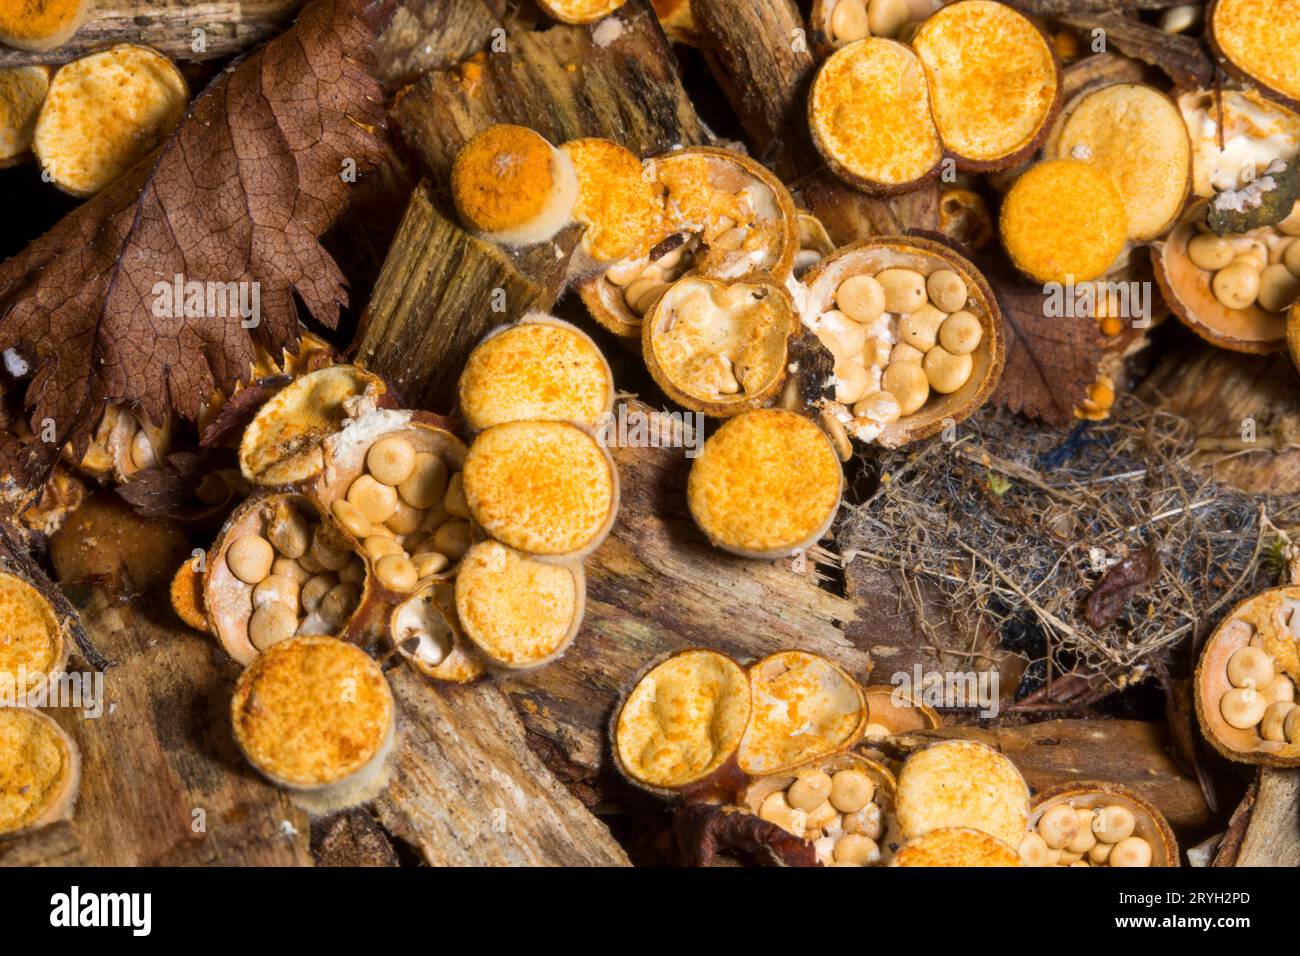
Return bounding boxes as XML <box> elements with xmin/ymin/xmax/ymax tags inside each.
<box><xmin>0</xmin><ymin>0</ymin><xmax>387</xmax><ymax>491</ymax></box>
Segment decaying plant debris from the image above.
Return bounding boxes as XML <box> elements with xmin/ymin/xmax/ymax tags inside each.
<box><xmin>840</xmin><ymin>396</ymin><xmax>1300</xmax><ymax>697</ymax></box>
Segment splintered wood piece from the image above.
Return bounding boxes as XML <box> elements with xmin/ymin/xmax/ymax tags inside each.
<box><xmin>691</xmin><ymin>0</ymin><xmax>815</xmax><ymax>180</ymax></box>
<box><xmin>1059</xmin><ymin>11</ymin><xmax>1214</xmax><ymax>90</ymax></box>
<box><xmin>353</xmin><ymin>181</ymin><xmax>579</xmax><ymax>412</ymax></box>
<box><xmin>311</xmin><ymin>810</ymin><xmax>400</xmax><ymax>867</ymax></box>
<box><xmin>390</xmin><ymin>0</ymin><xmax>703</xmax><ymax>183</ymax></box>
<box><xmin>0</xmin><ymin>821</ymin><xmax>87</xmax><ymax>866</ymax></box>
<box><xmin>689</xmin><ymin>0</ymin><xmax>938</xmax><ymax>239</ymax></box>
<box><xmin>49</xmin><ymin>596</ymin><xmax>314</xmax><ymax>865</ymax></box>
<box><xmin>28</xmin><ymin>495</ymin><xmax>313</xmax><ymax>865</ymax></box>
<box><xmin>1230</xmin><ymin>768</ymin><xmax>1300</xmax><ymax>866</ymax></box>
<box><xmin>883</xmin><ymin>720</ymin><xmax>1212</xmax><ymax>832</ymax></box>
<box><xmin>500</xmin><ymin>401</ymin><xmax>871</xmax><ymax>773</ymax></box>
<box><xmin>374</xmin><ymin>0</ymin><xmax>536</xmax><ymax>89</ymax></box>
<box><xmin>1139</xmin><ymin>342</ymin><xmax>1300</xmax><ymax>495</ymax></box>
<box><xmin>372</xmin><ymin>670</ymin><xmax>629</xmax><ymax>866</ymax></box>
<box><xmin>0</xmin><ymin>1</ymin><xmax>304</xmax><ymax>68</ymax></box>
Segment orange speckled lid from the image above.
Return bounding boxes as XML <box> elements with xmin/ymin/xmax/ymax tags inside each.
<box><xmin>0</xmin><ymin>0</ymin><xmax>87</xmax><ymax>52</ymax></box>
<box><xmin>614</xmin><ymin>649</ymin><xmax>751</xmax><ymax>790</ymax></box>
<box><xmin>562</xmin><ymin>137</ymin><xmax>661</xmax><ymax>263</ymax></box>
<box><xmin>809</xmin><ymin>39</ymin><xmax>943</xmax><ymax>190</ymax></box>
<box><xmin>1212</xmin><ymin>0</ymin><xmax>1300</xmax><ymax>105</ymax></box>
<box><xmin>169</xmin><ymin>558</ymin><xmax>208</xmax><ymax>633</ymax></box>
<box><xmin>451</xmin><ymin>125</ymin><xmax>559</xmax><ymax>234</ymax></box>
<box><xmin>462</xmin><ymin>421</ymin><xmax>617</xmax><ymax>557</ymax></box>
<box><xmin>231</xmin><ymin>636</ymin><xmax>394</xmax><ymax>788</ymax></box>
<box><xmin>687</xmin><ymin>409</ymin><xmax>842</xmax><ymax>557</ymax></box>
<box><xmin>912</xmin><ymin>1</ymin><xmax>1058</xmax><ymax>165</ymax></box>
<box><xmin>895</xmin><ymin>739</ymin><xmax>1031</xmax><ymax>848</ymax></box>
<box><xmin>1000</xmin><ymin>159</ymin><xmax>1128</xmax><ymax>284</ymax></box>
<box><xmin>0</xmin><ymin>65</ymin><xmax>50</xmax><ymax>162</ymax></box>
<box><xmin>0</xmin><ymin>708</ymin><xmax>76</xmax><ymax>835</ymax></box>
<box><xmin>738</xmin><ymin>650</ymin><xmax>867</xmax><ymax>776</ymax></box>
<box><xmin>893</xmin><ymin>827</ymin><xmax>1021</xmax><ymax>867</ymax></box>
<box><xmin>458</xmin><ymin>317</ymin><xmax>613</xmax><ymax>431</ymax></box>
<box><xmin>454</xmin><ymin>541</ymin><xmax>583</xmax><ymax>668</ymax></box>
<box><xmin>34</xmin><ymin>44</ymin><xmax>188</xmax><ymax>197</ymax></box>
<box><xmin>0</xmin><ymin>572</ymin><xmax>63</xmax><ymax>696</ymax></box>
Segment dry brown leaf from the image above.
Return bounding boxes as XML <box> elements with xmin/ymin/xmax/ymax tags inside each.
<box><xmin>672</xmin><ymin>802</ymin><xmax>818</xmax><ymax>867</ymax></box>
<box><xmin>987</xmin><ymin>267</ymin><xmax>1105</xmax><ymax>425</ymax></box>
<box><xmin>1085</xmin><ymin>545</ymin><xmax>1160</xmax><ymax>629</ymax></box>
<box><xmin>0</xmin><ymin>0</ymin><xmax>387</xmax><ymax>492</ymax></box>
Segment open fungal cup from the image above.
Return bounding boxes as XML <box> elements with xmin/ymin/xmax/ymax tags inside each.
<box><xmin>0</xmin><ymin>708</ymin><xmax>80</xmax><ymax>837</ymax></box>
<box><xmin>612</xmin><ymin>648</ymin><xmax>753</xmax><ymax>800</ymax></box>
<box><xmin>229</xmin><ymin>361</ymin><xmax>480</xmax><ymax>673</ymax></box>
<box><xmin>809</xmin><ymin>0</ymin><xmax>944</xmax><ymax>57</ymax></box>
<box><xmin>809</xmin><ymin>39</ymin><xmax>941</xmax><ymax>194</ymax></box>
<box><xmin>239</xmin><ymin>365</ymin><xmax>389</xmax><ymax>487</ymax></box>
<box><xmin>741</xmin><ymin>752</ymin><xmax>899</xmax><ymax>867</ymax></box>
<box><xmin>1195</xmin><ymin>586</ymin><xmax>1300</xmax><ymax>766</ymax></box>
<box><xmin>861</xmin><ymin>684</ymin><xmax>942</xmax><ymax>739</ymax></box>
<box><xmin>0</xmin><ymin>571</ymin><xmax>67</xmax><ymax>697</ymax></box>
<box><xmin>454</xmin><ymin>541</ymin><xmax>585</xmax><ymax>670</ymax></box>
<box><xmin>458</xmin><ymin>314</ymin><xmax>614</xmax><ymax>431</ymax></box>
<box><xmin>895</xmin><ymin>739</ymin><xmax>1031</xmax><ymax>849</ymax></box>
<box><xmin>205</xmin><ymin>494</ymin><xmax>369</xmax><ymax>665</ymax></box>
<box><xmin>1044</xmin><ymin>83</ymin><xmax>1192</xmax><ymax>242</ymax></box>
<box><xmin>1020</xmin><ymin>783</ymin><xmax>1178</xmax><ymax>868</ymax></box>
<box><xmin>579</xmin><ymin>147</ymin><xmax>798</xmax><ymax>337</ymax></box>
<box><xmin>809</xmin><ymin>2</ymin><xmax>1059</xmax><ymax>193</ymax></box>
<box><xmin>738</xmin><ymin>651</ymin><xmax>868</xmax><ymax>777</ymax></box>
<box><xmin>1001</xmin><ymin>160</ymin><xmax>1129</xmax><ymax>284</ymax></box>
<box><xmin>1149</xmin><ymin>87</ymin><xmax>1300</xmax><ymax>353</ymax></box>
<box><xmin>795</xmin><ymin>212</ymin><xmax>836</xmax><ymax>277</ymax></box>
<box><xmin>642</xmin><ymin>277</ymin><xmax>794</xmax><ymax>416</ymax></box>
<box><xmin>34</xmin><ymin>45</ymin><xmax>188</xmax><ymax>197</ymax></box>
<box><xmin>451</xmin><ymin>124</ymin><xmax>578</xmax><ymax>248</ymax></box>
<box><xmin>314</xmin><ymin>413</ymin><xmax>472</xmax><ymax>597</ymax></box>
<box><xmin>0</xmin><ymin>0</ymin><xmax>91</xmax><ymax>52</ymax></box>
<box><xmin>74</xmin><ymin>403</ymin><xmax>174</xmax><ymax>484</ymax></box>
<box><xmin>462</xmin><ymin>420</ymin><xmax>618</xmax><ymax>560</ymax></box>
<box><xmin>1153</xmin><ymin>207</ymin><xmax>1297</xmax><ymax>353</ymax></box>
<box><xmin>231</xmin><ymin>636</ymin><xmax>395</xmax><ymax>793</ymax></box>
<box><xmin>799</xmin><ymin>237</ymin><xmax>1004</xmax><ymax>448</ymax></box>
<box><xmin>0</xmin><ymin>66</ymin><xmax>51</xmax><ymax>167</ymax></box>
<box><xmin>893</xmin><ymin>827</ymin><xmax>1022</xmax><ymax>867</ymax></box>
<box><xmin>1207</xmin><ymin>0</ymin><xmax>1300</xmax><ymax>112</ymax></box>
<box><xmin>391</xmin><ymin>580</ymin><xmax>485</xmax><ymax>684</ymax></box>
<box><xmin>562</xmin><ymin>138</ymin><xmax>661</xmax><ymax>268</ymax></box>
<box><xmin>687</xmin><ymin>408</ymin><xmax>843</xmax><ymax>559</ymax></box>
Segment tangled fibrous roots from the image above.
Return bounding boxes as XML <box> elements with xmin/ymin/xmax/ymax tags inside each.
<box><xmin>837</xmin><ymin>397</ymin><xmax>1300</xmax><ymax>696</ymax></box>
